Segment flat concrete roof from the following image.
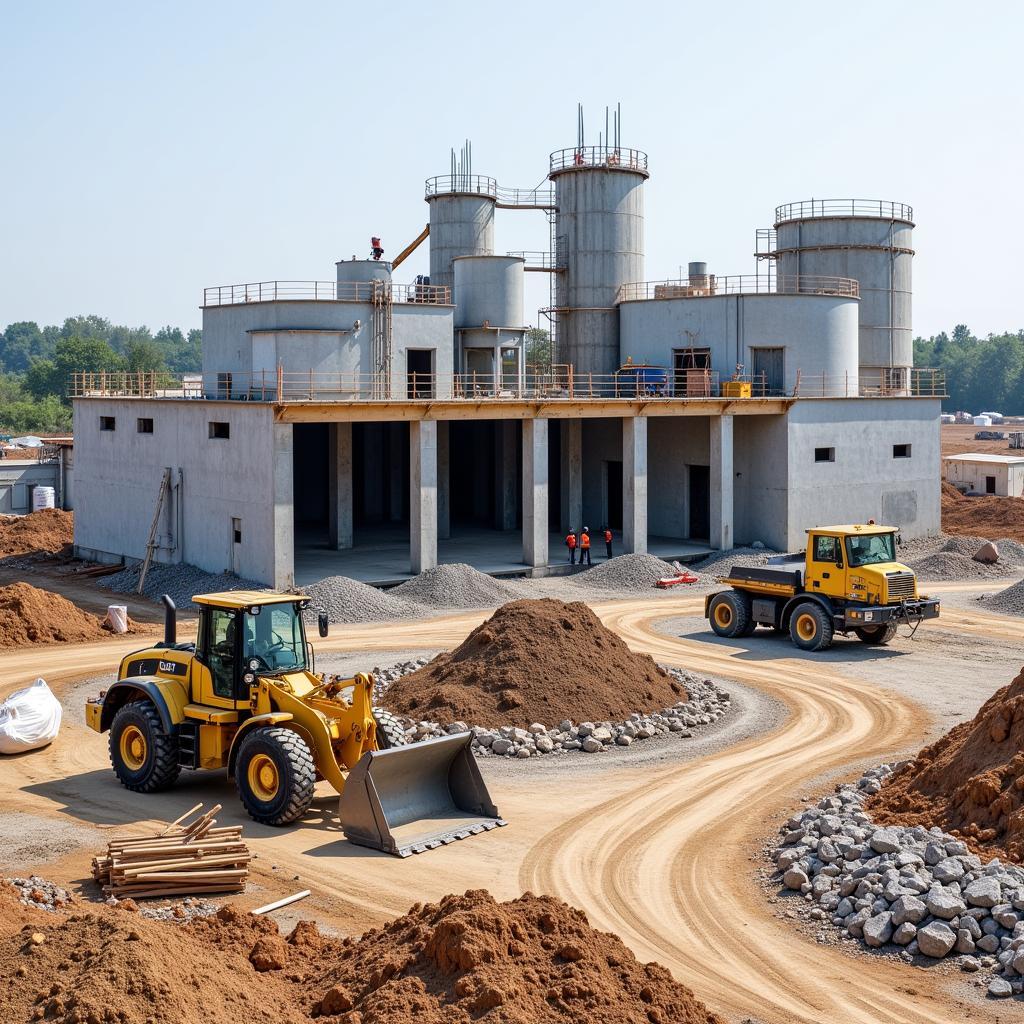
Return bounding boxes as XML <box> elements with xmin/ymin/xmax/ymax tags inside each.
<box><xmin>944</xmin><ymin>453</ymin><xmax>1024</xmax><ymax>464</ymax></box>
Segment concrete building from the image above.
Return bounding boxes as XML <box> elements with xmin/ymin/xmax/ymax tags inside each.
<box><xmin>72</xmin><ymin>126</ymin><xmax>943</xmax><ymax>587</ymax></box>
<box><xmin>944</xmin><ymin>454</ymin><xmax>1024</xmax><ymax>496</ymax></box>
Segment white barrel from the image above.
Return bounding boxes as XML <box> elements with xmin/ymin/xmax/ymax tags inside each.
<box><xmin>31</xmin><ymin>486</ymin><xmax>55</xmax><ymax>511</ymax></box>
<box><xmin>105</xmin><ymin>605</ymin><xmax>129</xmax><ymax>634</ymax></box>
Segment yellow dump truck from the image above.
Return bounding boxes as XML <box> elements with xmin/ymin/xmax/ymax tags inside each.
<box><xmin>705</xmin><ymin>524</ymin><xmax>940</xmax><ymax>652</ymax></box>
<box><xmin>85</xmin><ymin>592</ymin><xmax>504</xmax><ymax>856</ymax></box>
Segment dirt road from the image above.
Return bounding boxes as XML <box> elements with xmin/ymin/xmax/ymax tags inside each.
<box><xmin>3</xmin><ymin>591</ymin><xmax>1021</xmax><ymax>1022</ymax></box>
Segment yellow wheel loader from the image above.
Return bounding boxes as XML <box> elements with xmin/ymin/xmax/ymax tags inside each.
<box><xmin>85</xmin><ymin>592</ymin><xmax>504</xmax><ymax>856</ymax></box>
<box><xmin>705</xmin><ymin>524</ymin><xmax>940</xmax><ymax>652</ymax></box>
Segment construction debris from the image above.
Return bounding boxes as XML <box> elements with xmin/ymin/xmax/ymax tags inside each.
<box><xmin>0</xmin><ymin>508</ymin><xmax>73</xmax><ymax>560</ymax></box>
<box><xmin>92</xmin><ymin>804</ymin><xmax>251</xmax><ymax>899</ymax></box>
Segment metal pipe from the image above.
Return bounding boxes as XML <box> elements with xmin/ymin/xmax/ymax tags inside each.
<box><xmin>162</xmin><ymin>595</ymin><xmax>177</xmax><ymax>646</ymax></box>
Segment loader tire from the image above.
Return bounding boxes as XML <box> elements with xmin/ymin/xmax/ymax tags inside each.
<box><xmin>109</xmin><ymin>701</ymin><xmax>181</xmax><ymax>793</ymax></box>
<box><xmin>790</xmin><ymin>602</ymin><xmax>834</xmax><ymax>652</ymax></box>
<box><xmin>372</xmin><ymin>708</ymin><xmax>408</xmax><ymax>749</ymax></box>
<box><xmin>855</xmin><ymin>622</ymin><xmax>898</xmax><ymax>645</ymax></box>
<box><xmin>708</xmin><ymin>591</ymin><xmax>752</xmax><ymax>639</ymax></box>
<box><xmin>235</xmin><ymin>727</ymin><xmax>315</xmax><ymax>826</ymax></box>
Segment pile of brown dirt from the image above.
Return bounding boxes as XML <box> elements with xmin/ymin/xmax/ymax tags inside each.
<box><xmin>383</xmin><ymin>598</ymin><xmax>684</xmax><ymax>728</ymax></box>
<box><xmin>869</xmin><ymin>665</ymin><xmax>1024</xmax><ymax>862</ymax></box>
<box><xmin>942</xmin><ymin>482</ymin><xmax>1024</xmax><ymax>544</ymax></box>
<box><xmin>305</xmin><ymin>889</ymin><xmax>723</xmax><ymax>1024</ymax></box>
<box><xmin>0</xmin><ymin>887</ymin><xmax>307</xmax><ymax>1024</ymax></box>
<box><xmin>0</xmin><ymin>884</ymin><xmax>723</xmax><ymax>1024</ymax></box>
<box><xmin>0</xmin><ymin>508</ymin><xmax>74</xmax><ymax>558</ymax></box>
<box><xmin>0</xmin><ymin>582</ymin><xmax>136</xmax><ymax>647</ymax></box>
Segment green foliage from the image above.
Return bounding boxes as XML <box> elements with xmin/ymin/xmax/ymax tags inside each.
<box><xmin>0</xmin><ymin>375</ymin><xmax>71</xmax><ymax>433</ymax></box>
<box><xmin>25</xmin><ymin>336</ymin><xmax>126</xmax><ymax>400</ymax></box>
<box><xmin>915</xmin><ymin>326</ymin><xmax>1024</xmax><ymax>413</ymax></box>
<box><xmin>526</xmin><ymin>327</ymin><xmax>552</xmax><ymax>367</ymax></box>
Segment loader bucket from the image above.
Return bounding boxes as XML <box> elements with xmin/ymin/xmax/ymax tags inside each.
<box><xmin>338</xmin><ymin>733</ymin><xmax>506</xmax><ymax>857</ymax></box>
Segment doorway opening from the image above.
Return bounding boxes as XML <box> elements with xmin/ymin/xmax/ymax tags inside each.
<box><xmin>407</xmin><ymin>350</ymin><xmax>434</xmax><ymax>397</ymax></box>
<box><xmin>688</xmin><ymin>465</ymin><xmax>710</xmax><ymax>539</ymax></box>
<box><xmin>605</xmin><ymin>460</ymin><xmax>623</xmax><ymax>530</ymax></box>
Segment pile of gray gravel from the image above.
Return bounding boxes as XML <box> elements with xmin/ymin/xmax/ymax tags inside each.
<box><xmin>373</xmin><ymin>660</ymin><xmax>731</xmax><ymax>759</ymax></box>
<box><xmin>573</xmin><ymin>552</ymin><xmax>683</xmax><ymax>591</ymax></box>
<box><xmin>771</xmin><ymin>764</ymin><xmax>1024</xmax><ymax>998</ymax></box>
<box><xmin>302</xmin><ymin>575</ymin><xmax>421</xmax><ymax>624</ymax></box>
<box><xmin>391</xmin><ymin>562</ymin><xmax>523</xmax><ymax>609</ymax></box>
<box><xmin>981</xmin><ymin>579</ymin><xmax>1024</xmax><ymax>617</ymax></box>
<box><xmin>99</xmin><ymin>562</ymin><xmax>264</xmax><ymax>611</ymax></box>
<box><xmin>692</xmin><ymin>546</ymin><xmax>776</xmax><ymax>574</ymax></box>
<box><xmin>906</xmin><ymin>550</ymin><xmax>1011</xmax><ymax>581</ymax></box>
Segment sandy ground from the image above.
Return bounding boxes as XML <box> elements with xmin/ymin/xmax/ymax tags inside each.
<box><xmin>941</xmin><ymin>422</ymin><xmax>1018</xmax><ymax>457</ymax></box>
<box><xmin>2</xmin><ymin>573</ymin><xmax>1024</xmax><ymax>1021</ymax></box>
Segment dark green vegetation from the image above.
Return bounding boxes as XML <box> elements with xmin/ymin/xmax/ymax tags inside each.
<box><xmin>0</xmin><ymin>316</ymin><xmax>201</xmax><ymax>434</ymax></box>
<box><xmin>915</xmin><ymin>325</ymin><xmax>1024</xmax><ymax>414</ymax></box>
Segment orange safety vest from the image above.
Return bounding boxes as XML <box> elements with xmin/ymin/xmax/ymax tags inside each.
<box><xmin>580</xmin><ymin>532</ymin><xmax>590</xmax><ymax>549</ymax></box>
<box><xmin>566</xmin><ymin>533</ymin><xmax>577</xmax><ymax>549</ymax></box>
<box><xmin>603</xmin><ymin>529</ymin><xmax>612</xmax><ymax>543</ymax></box>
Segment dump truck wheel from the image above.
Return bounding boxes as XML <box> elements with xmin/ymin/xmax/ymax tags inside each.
<box><xmin>235</xmin><ymin>727</ymin><xmax>315</xmax><ymax>826</ymax></box>
<box><xmin>708</xmin><ymin>591</ymin><xmax>752</xmax><ymax>639</ymax></box>
<box><xmin>373</xmin><ymin>708</ymin><xmax>408</xmax><ymax>749</ymax></box>
<box><xmin>789</xmin><ymin>602</ymin><xmax>834</xmax><ymax>652</ymax></box>
<box><xmin>855</xmin><ymin>622</ymin><xmax>898</xmax><ymax>645</ymax></box>
<box><xmin>109</xmin><ymin>701</ymin><xmax>181</xmax><ymax>793</ymax></box>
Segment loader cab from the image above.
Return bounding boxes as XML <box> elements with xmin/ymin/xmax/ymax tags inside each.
<box><xmin>805</xmin><ymin>531</ymin><xmax>848</xmax><ymax>599</ymax></box>
<box><xmin>193</xmin><ymin>593</ymin><xmax>310</xmax><ymax>707</ymax></box>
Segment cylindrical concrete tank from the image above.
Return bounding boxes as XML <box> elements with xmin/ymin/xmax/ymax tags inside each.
<box><xmin>774</xmin><ymin>200</ymin><xmax>913</xmax><ymax>389</ymax></box>
<box><xmin>452</xmin><ymin>256</ymin><xmax>525</xmax><ymax>329</ymax></box>
<box><xmin>550</xmin><ymin>147</ymin><xmax>648</xmax><ymax>375</ymax></box>
<box><xmin>336</xmin><ymin>259</ymin><xmax>391</xmax><ymax>291</ymax></box>
<box><xmin>425</xmin><ymin>177</ymin><xmax>497</xmax><ymax>300</ymax></box>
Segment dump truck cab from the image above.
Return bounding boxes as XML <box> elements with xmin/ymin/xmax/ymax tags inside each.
<box><xmin>86</xmin><ymin>591</ymin><xmax>504</xmax><ymax>855</ymax></box>
<box><xmin>705</xmin><ymin>524</ymin><xmax>939</xmax><ymax>652</ymax></box>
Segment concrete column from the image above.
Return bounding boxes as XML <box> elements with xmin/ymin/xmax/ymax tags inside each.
<box><xmin>623</xmin><ymin>416</ymin><xmax>647</xmax><ymax>554</ymax></box>
<box><xmin>495</xmin><ymin>420</ymin><xmax>518</xmax><ymax>530</ymax></box>
<box><xmin>410</xmin><ymin>420</ymin><xmax>437</xmax><ymax>574</ymax></box>
<box><xmin>710</xmin><ymin>414</ymin><xmax>734</xmax><ymax>550</ymax></box>
<box><xmin>437</xmin><ymin>420</ymin><xmax>450</xmax><ymax>541</ymax></box>
<box><xmin>388</xmin><ymin>423</ymin><xmax>404</xmax><ymax>523</ymax></box>
<box><xmin>327</xmin><ymin>422</ymin><xmax>353</xmax><ymax>550</ymax></box>
<box><xmin>560</xmin><ymin>419</ymin><xmax>582</xmax><ymax>533</ymax></box>
<box><xmin>522</xmin><ymin>419</ymin><xmax>548</xmax><ymax>567</ymax></box>
<box><xmin>272</xmin><ymin>423</ymin><xmax>295</xmax><ymax>590</ymax></box>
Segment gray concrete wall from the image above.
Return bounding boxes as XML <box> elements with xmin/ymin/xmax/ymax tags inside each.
<box><xmin>618</xmin><ymin>293</ymin><xmax>859</xmax><ymax>393</ymax></box>
<box><xmin>733</xmin><ymin>414</ymin><xmax>790</xmax><ymax>549</ymax></box>
<box><xmin>72</xmin><ymin>398</ymin><xmax>286</xmax><ymax>585</ymax></box>
<box><xmin>0</xmin><ymin>461</ymin><xmax>60</xmax><ymax>513</ymax></box>
<box><xmin>391</xmin><ymin>304</ymin><xmax>455</xmax><ymax>394</ymax></box>
<box><xmin>647</xmin><ymin>418</ymin><xmax>710</xmax><ymax>538</ymax></box>
<box><xmin>580</xmin><ymin>418</ymin><xmax>621</xmax><ymax>531</ymax></box>
<box><xmin>782</xmin><ymin>398</ymin><xmax>941</xmax><ymax>548</ymax></box>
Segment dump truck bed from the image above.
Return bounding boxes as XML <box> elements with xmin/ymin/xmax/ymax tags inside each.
<box><xmin>719</xmin><ymin>564</ymin><xmax>803</xmax><ymax>596</ymax></box>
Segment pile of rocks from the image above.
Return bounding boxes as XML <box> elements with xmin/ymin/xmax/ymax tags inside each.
<box><xmin>104</xmin><ymin>894</ymin><xmax>219</xmax><ymax>922</ymax></box>
<box><xmin>691</xmin><ymin>545</ymin><xmax>775</xmax><ymax>574</ymax></box>
<box><xmin>303</xmin><ymin>575</ymin><xmax>421</xmax><ymax>624</ymax></box>
<box><xmin>391</xmin><ymin>563</ymin><xmax>523</xmax><ymax>609</ymax></box>
<box><xmin>100</xmin><ymin>562</ymin><xmax>264</xmax><ymax>611</ymax></box>
<box><xmin>375</xmin><ymin>661</ymin><xmax>731</xmax><ymax>759</ymax></box>
<box><xmin>771</xmin><ymin>764</ymin><xmax>1024</xmax><ymax>999</ymax></box>
<box><xmin>7</xmin><ymin>875</ymin><xmax>72</xmax><ymax>912</ymax></box>
<box><xmin>572</xmin><ymin>553</ymin><xmax>684</xmax><ymax>592</ymax></box>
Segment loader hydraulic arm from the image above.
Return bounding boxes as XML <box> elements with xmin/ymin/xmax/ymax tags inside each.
<box><xmin>391</xmin><ymin>224</ymin><xmax>429</xmax><ymax>270</ymax></box>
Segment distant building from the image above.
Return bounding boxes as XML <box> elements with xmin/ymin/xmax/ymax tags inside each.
<box><xmin>944</xmin><ymin>454</ymin><xmax>1024</xmax><ymax>496</ymax></box>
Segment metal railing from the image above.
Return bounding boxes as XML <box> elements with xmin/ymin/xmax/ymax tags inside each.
<box><xmin>549</xmin><ymin>146</ymin><xmax>648</xmax><ymax>173</ymax></box>
<box><xmin>617</xmin><ymin>274</ymin><xmax>860</xmax><ymax>302</ymax></box>
<box><xmin>202</xmin><ymin>280</ymin><xmax>450</xmax><ymax>306</ymax></box>
<box><xmin>424</xmin><ymin>175</ymin><xmax>556</xmax><ymax>209</ymax></box>
<box><xmin>506</xmin><ymin>251</ymin><xmax>564</xmax><ymax>271</ymax></box>
<box><xmin>774</xmin><ymin>199</ymin><xmax>914</xmax><ymax>223</ymax></box>
<box><xmin>69</xmin><ymin>367</ymin><xmax>945</xmax><ymax>403</ymax></box>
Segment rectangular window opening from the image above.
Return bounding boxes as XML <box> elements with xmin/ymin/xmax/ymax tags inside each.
<box><xmin>814</xmin><ymin>447</ymin><xmax>835</xmax><ymax>463</ymax></box>
<box><xmin>99</xmin><ymin>416</ymin><xmax>116</xmax><ymax>431</ymax></box>
<box><xmin>893</xmin><ymin>443</ymin><xmax>911</xmax><ymax>458</ymax></box>
<box><xmin>209</xmin><ymin>421</ymin><xmax>230</xmax><ymax>439</ymax></box>
<box><xmin>232</xmin><ymin>518</ymin><xmax>242</xmax><ymax>544</ymax></box>
<box><xmin>137</xmin><ymin>418</ymin><xmax>154</xmax><ymax>434</ymax></box>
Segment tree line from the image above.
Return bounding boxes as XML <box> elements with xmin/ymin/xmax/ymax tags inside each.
<box><xmin>0</xmin><ymin>316</ymin><xmax>201</xmax><ymax>434</ymax></box>
<box><xmin>914</xmin><ymin>325</ymin><xmax>1024</xmax><ymax>414</ymax></box>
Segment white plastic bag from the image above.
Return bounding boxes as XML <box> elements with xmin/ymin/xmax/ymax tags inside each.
<box><xmin>105</xmin><ymin>605</ymin><xmax>129</xmax><ymax>634</ymax></box>
<box><xmin>0</xmin><ymin>678</ymin><xmax>63</xmax><ymax>754</ymax></box>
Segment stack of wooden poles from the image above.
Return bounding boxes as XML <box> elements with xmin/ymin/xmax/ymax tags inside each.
<box><xmin>92</xmin><ymin>803</ymin><xmax>251</xmax><ymax>899</ymax></box>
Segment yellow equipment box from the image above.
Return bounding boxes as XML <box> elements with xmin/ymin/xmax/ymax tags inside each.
<box><xmin>721</xmin><ymin>380</ymin><xmax>752</xmax><ymax>398</ymax></box>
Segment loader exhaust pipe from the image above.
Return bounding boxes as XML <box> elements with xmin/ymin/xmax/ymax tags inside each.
<box><xmin>162</xmin><ymin>594</ymin><xmax>176</xmax><ymax>646</ymax></box>
<box><xmin>338</xmin><ymin>733</ymin><xmax>505</xmax><ymax>857</ymax></box>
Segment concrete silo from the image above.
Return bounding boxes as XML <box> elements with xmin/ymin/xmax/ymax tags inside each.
<box><xmin>549</xmin><ymin>145</ymin><xmax>647</xmax><ymax>377</ymax></box>
<box><xmin>424</xmin><ymin>176</ymin><xmax>496</xmax><ymax>300</ymax></box>
<box><xmin>453</xmin><ymin>255</ymin><xmax>526</xmax><ymax>383</ymax></box>
<box><xmin>773</xmin><ymin>200</ymin><xmax>914</xmax><ymax>391</ymax></box>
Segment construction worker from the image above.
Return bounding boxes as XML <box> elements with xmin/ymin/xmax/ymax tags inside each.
<box><xmin>370</xmin><ymin>236</ymin><xmax>384</xmax><ymax>261</ymax></box>
<box><xmin>565</xmin><ymin>529</ymin><xmax>578</xmax><ymax>564</ymax></box>
<box><xmin>603</xmin><ymin>525</ymin><xmax>613</xmax><ymax>559</ymax></box>
<box><xmin>579</xmin><ymin>527</ymin><xmax>592</xmax><ymax>566</ymax></box>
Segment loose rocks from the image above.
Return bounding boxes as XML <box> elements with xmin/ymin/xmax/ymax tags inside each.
<box><xmin>391</xmin><ymin>562</ymin><xmax>523</xmax><ymax>609</ymax></box>
<box><xmin>303</xmin><ymin>575</ymin><xmax>421</xmax><ymax>624</ymax></box>
<box><xmin>772</xmin><ymin>763</ymin><xmax>1024</xmax><ymax>995</ymax></box>
<box><xmin>6</xmin><ymin>876</ymin><xmax>71</xmax><ymax>912</ymax></box>
<box><xmin>100</xmin><ymin>561</ymin><xmax>264</xmax><ymax>611</ymax></box>
<box><xmin>572</xmin><ymin>552</ymin><xmax>685</xmax><ymax>591</ymax></box>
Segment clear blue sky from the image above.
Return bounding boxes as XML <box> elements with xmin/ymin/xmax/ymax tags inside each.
<box><xmin>1</xmin><ymin>0</ymin><xmax>1021</xmax><ymax>340</ymax></box>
